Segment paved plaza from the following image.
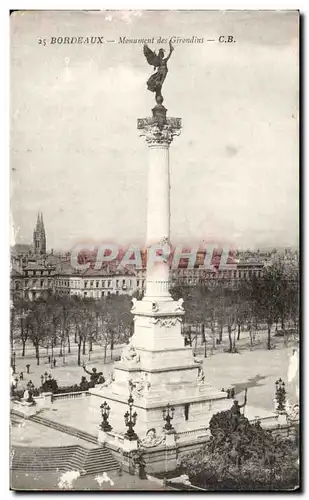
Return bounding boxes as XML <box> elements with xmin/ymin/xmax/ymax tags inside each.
<box><xmin>11</xmin><ymin>418</ymin><xmax>96</xmax><ymax>448</ymax></box>
<box><xmin>10</xmin><ymin>338</ymin><xmax>298</xmax><ymax>449</ymax></box>
<box><xmin>11</xmin><ymin>342</ymin><xmax>119</xmax><ymax>390</ymax></box>
<box><xmin>205</xmin><ymin>343</ymin><xmax>298</xmax><ymax>410</ymax></box>
<box><xmin>11</xmin><ymin>470</ymin><xmax>171</xmax><ymax>491</ymax></box>
<box><xmin>12</xmin><ymin>330</ymin><xmax>298</xmax><ymax>406</ymax></box>
<box><xmin>12</xmin><ymin>335</ymin><xmax>298</xmax><ymax>413</ymax></box>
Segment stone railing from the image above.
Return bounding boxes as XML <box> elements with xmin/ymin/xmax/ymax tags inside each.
<box><xmin>106</xmin><ymin>430</ymin><xmax>125</xmax><ymax>445</ymax></box>
<box><xmin>250</xmin><ymin>414</ymin><xmax>279</xmax><ymax>425</ymax></box>
<box><xmin>176</xmin><ymin>427</ymin><xmax>209</xmax><ymax>443</ymax></box>
<box><xmin>52</xmin><ymin>391</ymin><xmax>90</xmax><ymax>402</ymax></box>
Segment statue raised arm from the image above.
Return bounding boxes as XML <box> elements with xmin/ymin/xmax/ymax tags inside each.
<box><xmin>82</xmin><ymin>363</ymin><xmax>93</xmax><ymax>377</ymax></box>
<box><xmin>238</xmin><ymin>388</ymin><xmax>248</xmax><ymax>409</ymax></box>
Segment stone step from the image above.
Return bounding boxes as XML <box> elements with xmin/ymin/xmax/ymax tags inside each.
<box><xmin>11</xmin><ymin>410</ymin><xmax>120</xmax><ymax>475</ymax></box>
<box><xmin>83</xmin><ymin>448</ymin><xmax>120</xmax><ymax>475</ymax></box>
<box><xmin>29</xmin><ymin>414</ymin><xmax>98</xmax><ymax>444</ymax></box>
<box><xmin>11</xmin><ymin>446</ymin><xmax>82</xmax><ymax>471</ymax></box>
<box><xmin>11</xmin><ymin>444</ymin><xmax>120</xmax><ymax>475</ymax></box>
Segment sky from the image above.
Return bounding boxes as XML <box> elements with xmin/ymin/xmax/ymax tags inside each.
<box><xmin>10</xmin><ymin>10</ymin><xmax>299</xmax><ymax>251</ymax></box>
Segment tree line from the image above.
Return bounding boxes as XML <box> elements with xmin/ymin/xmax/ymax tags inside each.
<box><xmin>11</xmin><ymin>294</ymin><xmax>133</xmax><ymax>366</ymax></box>
<box><xmin>171</xmin><ymin>255</ymin><xmax>299</xmax><ymax>353</ymax></box>
<box><xmin>11</xmin><ymin>254</ymin><xmax>299</xmax><ymax>363</ymax></box>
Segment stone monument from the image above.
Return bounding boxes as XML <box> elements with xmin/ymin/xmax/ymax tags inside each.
<box><xmin>90</xmin><ymin>44</ymin><xmax>229</xmax><ymax>438</ymax></box>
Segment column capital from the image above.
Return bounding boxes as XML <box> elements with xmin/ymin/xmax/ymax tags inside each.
<box><xmin>137</xmin><ymin>115</ymin><xmax>181</xmax><ymax>146</ymax></box>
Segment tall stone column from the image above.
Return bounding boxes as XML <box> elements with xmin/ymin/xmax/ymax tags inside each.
<box><xmin>138</xmin><ymin>104</ymin><xmax>181</xmax><ymax>301</ymax></box>
<box><xmin>90</xmin><ymin>102</ymin><xmax>230</xmax><ymax>441</ymax></box>
<box><xmin>127</xmin><ymin>105</ymin><xmax>185</xmax><ymax>354</ymax></box>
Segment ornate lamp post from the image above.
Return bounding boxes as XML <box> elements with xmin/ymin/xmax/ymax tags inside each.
<box><xmin>124</xmin><ymin>393</ymin><xmax>138</xmax><ymax>441</ymax></box>
<box><xmin>162</xmin><ymin>403</ymin><xmax>175</xmax><ymax>431</ymax></box>
<box><xmin>100</xmin><ymin>401</ymin><xmax>112</xmax><ymax>432</ymax></box>
<box><xmin>275</xmin><ymin>378</ymin><xmax>286</xmax><ymax>412</ymax></box>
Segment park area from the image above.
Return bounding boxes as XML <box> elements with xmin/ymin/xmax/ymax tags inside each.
<box><xmin>10</xmin><ymin>274</ymin><xmax>299</xmax><ymax>491</ymax></box>
<box><xmin>11</xmin><ymin>328</ymin><xmax>298</xmax><ymax>413</ymax></box>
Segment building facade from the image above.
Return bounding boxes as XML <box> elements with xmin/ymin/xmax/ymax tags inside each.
<box><xmin>11</xmin><ymin>215</ymin><xmax>269</xmax><ymax>301</ymax></box>
<box><xmin>11</xmin><ymin>261</ymin><xmax>56</xmax><ymax>301</ymax></box>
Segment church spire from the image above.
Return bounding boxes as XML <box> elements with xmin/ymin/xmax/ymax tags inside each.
<box><xmin>36</xmin><ymin>212</ymin><xmax>41</xmax><ymax>230</ymax></box>
<box><xmin>40</xmin><ymin>212</ymin><xmax>45</xmax><ymax>231</ymax></box>
<box><xmin>33</xmin><ymin>212</ymin><xmax>47</xmax><ymax>255</ymax></box>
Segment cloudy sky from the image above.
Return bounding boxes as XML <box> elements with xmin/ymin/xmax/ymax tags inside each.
<box><xmin>10</xmin><ymin>10</ymin><xmax>299</xmax><ymax>251</ymax></box>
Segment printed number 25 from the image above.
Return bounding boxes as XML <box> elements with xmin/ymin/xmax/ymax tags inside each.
<box><xmin>38</xmin><ymin>38</ymin><xmax>47</xmax><ymax>46</ymax></box>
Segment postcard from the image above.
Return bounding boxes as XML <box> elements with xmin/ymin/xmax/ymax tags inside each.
<box><xmin>10</xmin><ymin>10</ymin><xmax>299</xmax><ymax>491</ymax></box>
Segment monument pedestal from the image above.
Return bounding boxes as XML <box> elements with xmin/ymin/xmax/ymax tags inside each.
<box><xmin>90</xmin><ymin>293</ymin><xmax>229</xmax><ymax>437</ymax></box>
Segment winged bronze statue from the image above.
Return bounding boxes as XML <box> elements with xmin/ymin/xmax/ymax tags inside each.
<box><xmin>143</xmin><ymin>41</ymin><xmax>174</xmax><ymax>104</ymax></box>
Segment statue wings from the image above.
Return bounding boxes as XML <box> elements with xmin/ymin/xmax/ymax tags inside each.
<box><xmin>143</xmin><ymin>44</ymin><xmax>160</xmax><ymax>68</ymax></box>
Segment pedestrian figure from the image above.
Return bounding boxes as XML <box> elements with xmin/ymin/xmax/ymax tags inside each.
<box><xmin>19</xmin><ymin>372</ymin><xmax>24</xmax><ymax>381</ymax></box>
<box><xmin>53</xmin><ymin>359</ymin><xmax>56</xmax><ymax>368</ymax></box>
<box><xmin>138</xmin><ymin>456</ymin><xmax>147</xmax><ymax>480</ymax></box>
<box><xmin>48</xmin><ymin>355</ymin><xmax>51</xmax><ymax>363</ymax></box>
<box><xmin>26</xmin><ymin>364</ymin><xmax>30</xmax><ymax>374</ymax></box>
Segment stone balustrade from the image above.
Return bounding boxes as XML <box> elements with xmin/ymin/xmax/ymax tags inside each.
<box><xmin>52</xmin><ymin>391</ymin><xmax>90</xmax><ymax>402</ymax></box>
<box><xmin>176</xmin><ymin>427</ymin><xmax>209</xmax><ymax>443</ymax></box>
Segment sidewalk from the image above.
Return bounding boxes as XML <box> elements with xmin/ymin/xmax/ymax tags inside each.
<box><xmin>11</xmin><ymin>471</ymin><xmax>171</xmax><ymax>491</ymax></box>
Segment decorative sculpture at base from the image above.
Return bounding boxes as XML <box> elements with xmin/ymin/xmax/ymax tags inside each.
<box><xmin>99</xmin><ymin>371</ymin><xmax>115</xmax><ymax>389</ymax></box>
<box><xmin>175</xmin><ymin>298</ymin><xmax>185</xmax><ymax>312</ymax></box>
<box><xmin>197</xmin><ymin>365</ymin><xmax>205</xmax><ymax>385</ymax></box>
<box><xmin>120</xmin><ymin>340</ymin><xmax>140</xmax><ymax>364</ymax></box>
<box><xmin>139</xmin><ymin>428</ymin><xmax>166</xmax><ymax>448</ymax></box>
<box><xmin>129</xmin><ymin>373</ymin><xmax>151</xmax><ymax>398</ymax></box>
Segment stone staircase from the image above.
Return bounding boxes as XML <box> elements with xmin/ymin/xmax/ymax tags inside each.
<box><xmin>83</xmin><ymin>447</ymin><xmax>120</xmax><ymax>476</ymax></box>
<box><xmin>29</xmin><ymin>413</ymin><xmax>98</xmax><ymax>445</ymax></box>
<box><xmin>10</xmin><ymin>411</ymin><xmax>120</xmax><ymax>475</ymax></box>
<box><xmin>11</xmin><ymin>445</ymin><xmax>120</xmax><ymax>475</ymax></box>
<box><xmin>11</xmin><ymin>445</ymin><xmax>87</xmax><ymax>472</ymax></box>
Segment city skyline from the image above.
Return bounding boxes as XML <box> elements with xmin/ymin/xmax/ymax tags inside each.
<box><xmin>11</xmin><ymin>209</ymin><xmax>298</xmax><ymax>255</ymax></box>
<box><xmin>11</xmin><ymin>10</ymin><xmax>299</xmax><ymax>251</ymax></box>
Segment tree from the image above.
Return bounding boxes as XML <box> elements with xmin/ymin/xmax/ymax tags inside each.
<box><xmin>251</xmin><ymin>269</ymin><xmax>281</xmax><ymax>350</ymax></box>
<box><xmin>221</xmin><ymin>287</ymin><xmax>240</xmax><ymax>354</ymax></box>
<box><xmin>27</xmin><ymin>299</ymin><xmax>50</xmax><ymax>365</ymax></box>
<box><xmin>57</xmin><ymin>295</ymin><xmax>75</xmax><ymax>361</ymax></box>
<box><xmin>72</xmin><ymin>297</ymin><xmax>94</xmax><ymax>366</ymax></box>
<box><xmin>13</xmin><ymin>298</ymin><xmax>31</xmax><ymax>356</ymax></box>
<box><xmin>94</xmin><ymin>299</ymin><xmax>117</xmax><ymax>363</ymax></box>
<box><xmin>45</xmin><ymin>295</ymin><xmax>62</xmax><ymax>363</ymax></box>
